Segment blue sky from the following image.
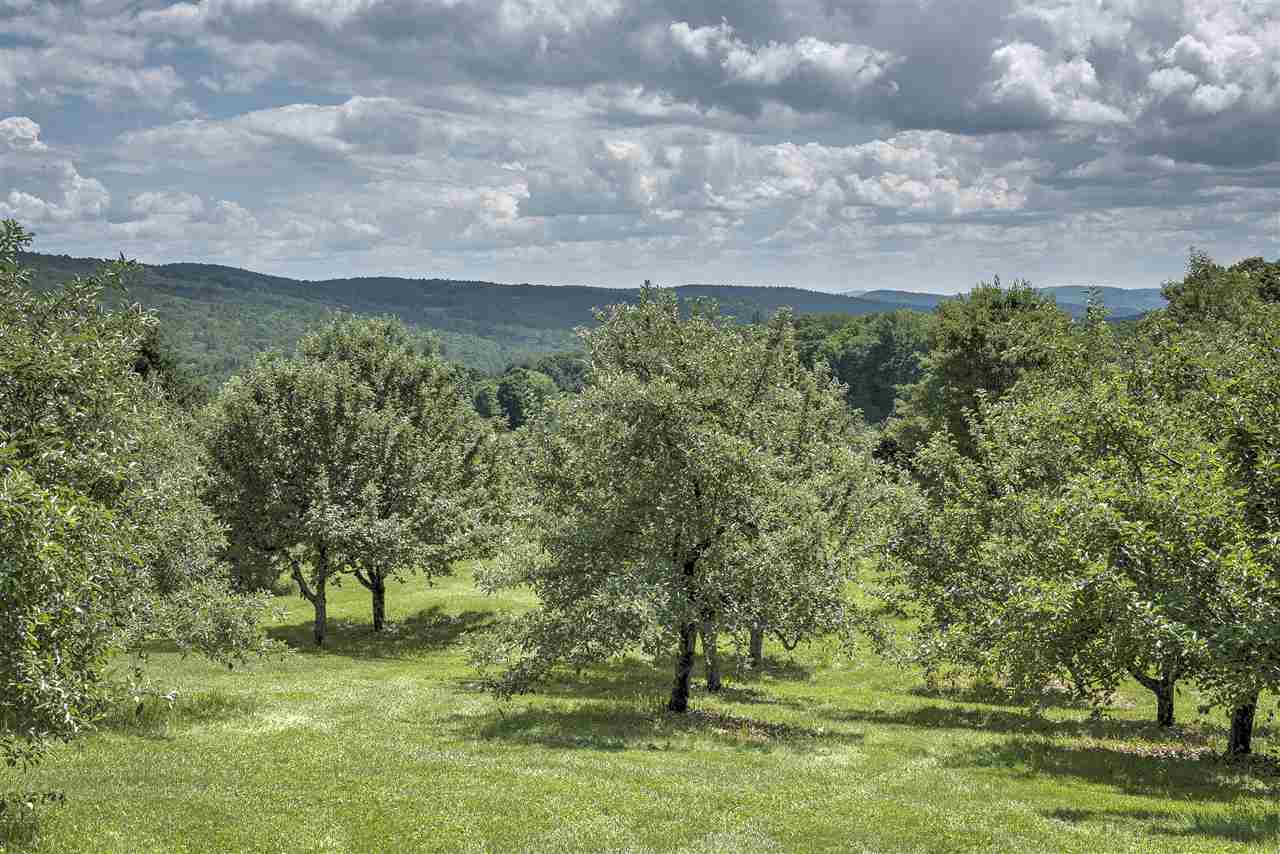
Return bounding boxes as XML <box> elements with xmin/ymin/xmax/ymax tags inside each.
<box><xmin>2</xmin><ymin>0</ymin><xmax>1279</xmax><ymax>292</ymax></box>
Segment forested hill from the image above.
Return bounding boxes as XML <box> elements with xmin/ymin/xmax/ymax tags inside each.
<box><xmin>20</xmin><ymin>251</ymin><xmax>1167</xmax><ymax>389</ymax></box>
<box><xmin>18</xmin><ymin>251</ymin><xmax>919</xmax><ymax>384</ymax></box>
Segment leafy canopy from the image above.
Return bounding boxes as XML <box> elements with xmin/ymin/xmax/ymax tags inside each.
<box><xmin>205</xmin><ymin>315</ymin><xmax>506</xmax><ymax>642</ymax></box>
<box><xmin>886</xmin><ymin>298</ymin><xmax>1280</xmax><ymax>724</ymax></box>
<box><xmin>479</xmin><ymin>287</ymin><xmax>884</xmax><ymax>710</ymax></box>
<box><xmin>793</xmin><ymin>310</ymin><xmax>929</xmax><ymax>424</ymax></box>
<box><xmin>886</xmin><ymin>278</ymin><xmax>1072</xmax><ymax>459</ymax></box>
<box><xmin>0</xmin><ymin>220</ymin><xmax>272</xmax><ymax>767</ymax></box>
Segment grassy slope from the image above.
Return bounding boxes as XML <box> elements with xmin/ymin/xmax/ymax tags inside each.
<box><xmin>3</xmin><ymin>570</ymin><xmax>1276</xmax><ymax>854</ymax></box>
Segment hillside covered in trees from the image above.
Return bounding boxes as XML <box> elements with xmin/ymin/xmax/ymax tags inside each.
<box><xmin>19</xmin><ymin>251</ymin><xmax>1164</xmax><ymax>393</ymax></box>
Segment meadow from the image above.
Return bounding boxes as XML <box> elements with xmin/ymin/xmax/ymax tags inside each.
<box><xmin>3</xmin><ymin>567</ymin><xmax>1277</xmax><ymax>854</ymax></box>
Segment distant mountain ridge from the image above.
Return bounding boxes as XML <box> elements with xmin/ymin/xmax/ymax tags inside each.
<box><xmin>844</xmin><ymin>286</ymin><xmax>1166</xmax><ymax>318</ymax></box>
<box><xmin>20</xmin><ymin>251</ymin><xmax>1167</xmax><ymax>384</ymax></box>
<box><xmin>18</xmin><ymin>252</ymin><xmax>928</xmax><ymax>383</ymax></box>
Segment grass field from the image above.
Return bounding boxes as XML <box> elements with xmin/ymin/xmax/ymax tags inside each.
<box><xmin>3</xmin><ymin>567</ymin><xmax>1278</xmax><ymax>853</ymax></box>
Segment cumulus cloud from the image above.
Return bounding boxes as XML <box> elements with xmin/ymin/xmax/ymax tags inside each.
<box><xmin>2</xmin><ymin>0</ymin><xmax>1279</xmax><ymax>288</ymax></box>
<box><xmin>0</xmin><ymin>116</ymin><xmax>46</xmax><ymax>152</ymax></box>
<box><xmin>0</xmin><ymin>9</ymin><xmax>189</xmax><ymax>112</ymax></box>
<box><xmin>0</xmin><ymin>117</ymin><xmax>109</xmax><ymax>223</ymax></box>
<box><xmin>982</xmin><ymin>42</ymin><xmax>1128</xmax><ymax>126</ymax></box>
<box><xmin>652</xmin><ymin>20</ymin><xmax>898</xmax><ymax>115</ymax></box>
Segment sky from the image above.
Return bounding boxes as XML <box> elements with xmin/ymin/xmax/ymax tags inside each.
<box><xmin>1</xmin><ymin>1</ymin><xmax>1278</xmax><ymax>293</ymax></box>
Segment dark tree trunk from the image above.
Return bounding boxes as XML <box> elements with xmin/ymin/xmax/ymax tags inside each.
<box><xmin>700</xmin><ymin>621</ymin><xmax>722</xmax><ymax>692</ymax></box>
<box><xmin>1156</xmin><ymin>685</ymin><xmax>1175</xmax><ymax>727</ymax></box>
<box><xmin>312</xmin><ymin>573</ymin><xmax>328</xmax><ymax>647</ymax></box>
<box><xmin>749</xmin><ymin>623</ymin><xmax>765</xmax><ymax>670</ymax></box>
<box><xmin>1229</xmin><ymin>696</ymin><xmax>1258</xmax><ymax>756</ymax></box>
<box><xmin>291</xmin><ymin>559</ymin><xmax>328</xmax><ymax>648</ymax></box>
<box><xmin>668</xmin><ymin>622</ymin><xmax>698</xmax><ymax>713</ymax></box>
<box><xmin>371</xmin><ymin>576</ymin><xmax>387</xmax><ymax>632</ymax></box>
<box><xmin>1130</xmin><ymin>666</ymin><xmax>1177</xmax><ymax>727</ymax></box>
<box><xmin>354</xmin><ymin>569</ymin><xmax>388</xmax><ymax>632</ymax></box>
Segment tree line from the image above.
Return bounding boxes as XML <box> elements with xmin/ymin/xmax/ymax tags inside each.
<box><xmin>3</xmin><ymin>215</ymin><xmax>1278</xmax><ymax>793</ymax></box>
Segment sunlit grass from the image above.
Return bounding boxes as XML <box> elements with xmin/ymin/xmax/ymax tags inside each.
<box><xmin>2</xmin><ymin>566</ymin><xmax>1277</xmax><ymax>853</ymax></box>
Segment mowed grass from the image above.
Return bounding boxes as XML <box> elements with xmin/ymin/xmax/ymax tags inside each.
<box><xmin>3</xmin><ymin>567</ymin><xmax>1278</xmax><ymax>853</ymax></box>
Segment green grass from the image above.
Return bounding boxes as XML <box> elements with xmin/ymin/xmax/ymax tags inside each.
<box><xmin>3</xmin><ymin>569</ymin><xmax>1278</xmax><ymax>853</ymax></box>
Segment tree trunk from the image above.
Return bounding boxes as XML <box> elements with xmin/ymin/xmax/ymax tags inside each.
<box><xmin>312</xmin><ymin>573</ymin><xmax>327</xmax><ymax>647</ymax></box>
<box><xmin>668</xmin><ymin>622</ymin><xmax>698</xmax><ymax>713</ymax></box>
<box><xmin>1155</xmin><ymin>683</ymin><xmax>1175</xmax><ymax>727</ymax></box>
<box><xmin>701</xmin><ymin>621</ymin><xmax>722</xmax><ymax>692</ymax></box>
<box><xmin>291</xmin><ymin>560</ymin><xmax>328</xmax><ymax>648</ymax></box>
<box><xmin>371</xmin><ymin>575</ymin><xmax>387</xmax><ymax>632</ymax></box>
<box><xmin>1229</xmin><ymin>696</ymin><xmax>1258</xmax><ymax>756</ymax></box>
<box><xmin>1130</xmin><ymin>666</ymin><xmax>1177</xmax><ymax>727</ymax></box>
<box><xmin>749</xmin><ymin>623</ymin><xmax>765</xmax><ymax>669</ymax></box>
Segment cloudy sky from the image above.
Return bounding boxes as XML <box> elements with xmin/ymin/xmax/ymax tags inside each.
<box><xmin>2</xmin><ymin>0</ymin><xmax>1278</xmax><ymax>292</ymax></box>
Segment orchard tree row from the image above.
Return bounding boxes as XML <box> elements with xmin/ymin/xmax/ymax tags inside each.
<box><xmin>3</xmin><ymin>212</ymin><xmax>1279</xmax><ymax>784</ymax></box>
<box><xmin>885</xmin><ymin>261</ymin><xmax>1280</xmax><ymax>755</ymax></box>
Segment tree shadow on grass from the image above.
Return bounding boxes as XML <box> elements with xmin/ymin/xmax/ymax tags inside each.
<box><xmin>711</xmin><ymin>684</ymin><xmax>819</xmax><ymax>711</ymax></box>
<box><xmin>469</xmin><ymin>657</ymin><xmax>817</xmax><ymax>714</ymax></box>
<box><xmin>509</xmin><ymin>658</ymin><xmax>669</xmax><ymax>703</ymax></box>
<box><xmin>827</xmin><ymin>703</ymin><xmax>1238</xmax><ymax>744</ymax></box>
<box><xmin>95</xmin><ymin>689</ymin><xmax>259</xmax><ymax>740</ymax></box>
<box><xmin>0</xmin><ymin>812</ymin><xmax>40</xmax><ymax>853</ymax></box>
<box><xmin>1046</xmin><ymin>806</ymin><xmax>1280</xmax><ymax>845</ymax></box>
<box><xmin>954</xmin><ymin>737</ymin><xmax>1280</xmax><ymax>803</ymax></box>
<box><xmin>268</xmin><ymin>605</ymin><xmax>495</xmax><ymax>659</ymax></box>
<box><xmin>724</xmin><ymin>655</ymin><xmax>816</xmax><ymax>684</ymax></box>
<box><xmin>1157</xmin><ymin>810</ymin><xmax>1280</xmax><ymax>844</ymax></box>
<box><xmin>461</xmin><ymin>701</ymin><xmax>864</xmax><ymax>754</ymax></box>
<box><xmin>907</xmin><ymin>681</ymin><xmax>1097</xmax><ymax>712</ymax></box>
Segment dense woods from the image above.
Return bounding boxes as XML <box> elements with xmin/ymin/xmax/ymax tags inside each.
<box><xmin>17</xmin><ymin>251</ymin><xmax>1165</xmax><ymax>398</ymax></box>
<box><xmin>4</xmin><ymin>217</ymin><xmax>1279</xmax><ymax>839</ymax></box>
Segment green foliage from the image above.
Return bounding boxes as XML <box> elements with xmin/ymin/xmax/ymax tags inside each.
<box><xmin>479</xmin><ymin>288</ymin><xmax>884</xmax><ymax>711</ymax></box>
<box><xmin>130</xmin><ymin>324</ymin><xmax>214</xmax><ymax>409</ymax></box>
<box><xmin>205</xmin><ymin>315</ymin><xmax>506</xmax><ymax>642</ymax></box>
<box><xmin>495</xmin><ymin>368</ymin><xmax>559</xmax><ymax>429</ymax></box>
<box><xmin>469</xmin><ymin>351</ymin><xmax>587</xmax><ymax>427</ymax></box>
<box><xmin>793</xmin><ymin>310</ymin><xmax>929</xmax><ymax>422</ymax></box>
<box><xmin>1161</xmin><ymin>250</ymin><xmax>1280</xmax><ymax>324</ymax></box>
<box><xmin>0</xmin><ymin>466</ymin><xmax>131</xmax><ymax>767</ymax></box>
<box><xmin>886</xmin><ymin>278</ymin><xmax>1073</xmax><ymax>459</ymax></box>
<box><xmin>21</xmin><ymin>252</ymin><xmax>577</xmax><ymax>384</ymax></box>
<box><xmin>886</xmin><ymin>300</ymin><xmax>1280</xmax><ymax>735</ymax></box>
<box><xmin>471</xmin><ymin>378</ymin><xmax>502</xmax><ymax>421</ymax></box>
<box><xmin>510</xmin><ymin>350</ymin><xmax>591</xmax><ymax>393</ymax></box>
<box><xmin>1137</xmin><ymin>306</ymin><xmax>1280</xmax><ymax>709</ymax></box>
<box><xmin>0</xmin><ymin>220</ymin><xmax>273</xmax><ymax>768</ymax></box>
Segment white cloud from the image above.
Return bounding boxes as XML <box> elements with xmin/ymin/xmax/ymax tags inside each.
<box><xmin>0</xmin><ymin>117</ymin><xmax>109</xmax><ymax>223</ymax></box>
<box><xmin>654</xmin><ymin>19</ymin><xmax>898</xmax><ymax>114</ymax></box>
<box><xmin>0</xmin><ymin>17</ymin><xmax>187</xmax><ymax>112</ymax></box>
<box><xmin>984</xmin><ymin>42</ymin><xmax>1129</xmax><ymax>125</ymax></box>
<box><xmin>0</xmin><ymin>116</ymin><xmax>46</xmax><ymax>152</ymax></box>
<box><xmin>130</xmin><ymin>191</ymin><xmax>207</xmax><ymax>218</ymax></box>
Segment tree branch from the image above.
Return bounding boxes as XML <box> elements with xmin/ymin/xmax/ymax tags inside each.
<box><xmin>291</xmin><ymin>561</ymin><xmax>317</xmax><ymax>605</ymax></box>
